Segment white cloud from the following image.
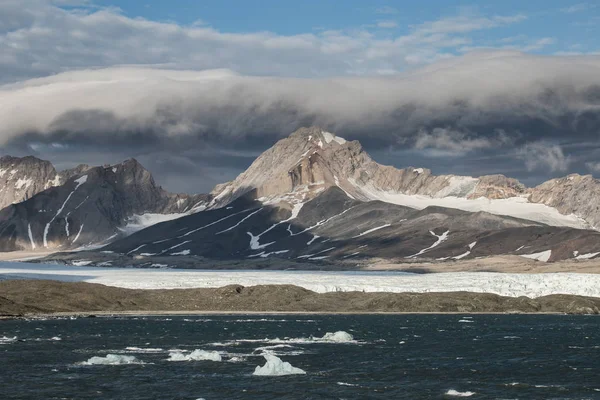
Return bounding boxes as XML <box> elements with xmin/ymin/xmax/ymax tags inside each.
<box><xmin>561</xmin><ymin>3</ymin><xmax>595</xmax><ymax>13</ymax></box>
<box><xmin>377</xmin><ymin>21</ymin><xmax>398</xmax><ymax>29</ymax></box>
<box><xmin>517</xmin><ymin>142</ymin><xmax>571</xmax><ymax>172</ymax></box>
<box><xmin>0</xmin><ymin>0</ymin><xmax>530</xmax><ymax>83</ymax></box>
<box><xmin>375</xmin><ymin>6</ymin><xmax>398</xmax><ymax>15</ymax></box>
<box><xmin>1</xmin><ymin>51</ymin><xmax>599</xmax><ymax>150</ymax></box>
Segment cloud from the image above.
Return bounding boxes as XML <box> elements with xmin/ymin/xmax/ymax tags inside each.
<box><xmin>586</xmin><ymin>161</ymin><xmax>600</xmax><ymax>173</ymax></box>
<box><xmin>0</xmin><ymin>1</ymin><xmax>530</xmax><ymax>83</ymax></box>
<box><xmin>0</xmin><ymin>2</ymin><xmax>599</xmax><ymax>191</ymax></box>
<box><xmin>413</xmin><ymin>128</ymin><xmax>513</xmax><ymax>157</ymax></box>
<box><xmin>561</xmin><ymin>3</ymin><xmax>595</xmax><ymax>13</ymax></box>
<box><xmin>377</xmin><ymin>21</ymin><xmax>398</xmax><ymax>29</ymax></box>
<box><xmin>375</xmin><ymin>6</ymin><xmax>398</xmax><ymax>15</ymax></box>
<box><xmin>517</xmin><ymin>142</ymin><xmax>571</xmax><ymax>172</ymax></box>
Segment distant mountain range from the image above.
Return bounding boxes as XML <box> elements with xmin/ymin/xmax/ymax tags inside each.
<box><xmin>2</xmin><ymin>126</ymin><xmax>600</xmax><ymax>263</ymax></box>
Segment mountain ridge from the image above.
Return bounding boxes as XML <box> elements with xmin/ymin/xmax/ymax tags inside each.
<box><xmin>3</xmin><ymin>126</ymin><xmax>600</xmax><ymax>263</ymax></box>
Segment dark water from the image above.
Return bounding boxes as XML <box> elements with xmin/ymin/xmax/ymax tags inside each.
<box><xmin>1</xmin><ymin>314</ymin><xmax>599</xmax><ymax>399</ymax></box>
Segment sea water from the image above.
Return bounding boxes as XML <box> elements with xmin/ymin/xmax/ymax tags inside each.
<box><xmin>0</xmin><ymin>314</ymin><xmax>598</xmax><ymax>399</ymax></box>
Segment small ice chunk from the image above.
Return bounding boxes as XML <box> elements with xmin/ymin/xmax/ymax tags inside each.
<box><xmin>81</xmin><ymin>354</ymin><xmax>142</xmax><ymax>365</ymax></box>
<box><xmin>167</xmin><ymin>350</ymin><xmax>222</xmax><ymax>362</ymax></box>
<box><xmin>320</xmin><ymin>331</ymin><xmax>354</xmax><ymax>342</ymax></box>
<box><xmin>445</xmin><ymin>389</ymin><xmax>475</xmax><ymax>397</ymax></box>
<box><xmin>253</xmin><ymin>354</ymin><xmax>306</xmax><ymax>376</ymax></box>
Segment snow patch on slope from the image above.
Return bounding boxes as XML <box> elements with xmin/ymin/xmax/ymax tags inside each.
<box><xmin>408</xmin><ymin>230</ymin><xmax>449</xmax><ymax>258</ymax></box>
<box><xmin>519</xmin><ymin>250</ymin><xmax>552</xmax><ymax>262</ymax></box>
<box><xmin>350</xmin><ymin>178</ymin><xmax>588</xmax><ymax>229</ymax></box>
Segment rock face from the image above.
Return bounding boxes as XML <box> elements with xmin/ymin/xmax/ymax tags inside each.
<box><xmin>208</xmin><ymin>127</ymin><xmax>598</xmax><ymax>230</ymax></box>
<box><xmin>209</xmin><ymin>127</ymin><xmax>487</xmax><ymax>207</ymax></box>
<box><xmin>0</xmin><ymin>156</ymin><xmax>62</xmax><ymax>210</ymax></box>
<box><xmin>0</xmin><ymin>159</ymin><xmax>209</xmax><ymax>252</ymax></box>
<box><xmin>529</xmin><ymin>174</ymin><xmax>600</xmax><ymax>229</ymax></box>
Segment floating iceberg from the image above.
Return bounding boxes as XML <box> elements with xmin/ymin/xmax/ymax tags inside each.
<box><xmin>253</xmin><ymin>354</ymin><xmax>306</xmax><ymax>376</ymax></box>
<box><xmin>320</xmin><ymin>331</ymin><xmax>354</xmax><ymax>342</ymax></box>
<box><xmin>446</xmin><ymin>389</ymin><xmax>475</xmax><ymax>397</ymax></box>
<box><xmin>167</xmin><ymin>349</ymin><xmax>222</xmax><ymax>362</ymax></box>
<box><xmin>81</xmin><ymin>354</ymin><xmax>143</xmax><ymax>365</ymax></box>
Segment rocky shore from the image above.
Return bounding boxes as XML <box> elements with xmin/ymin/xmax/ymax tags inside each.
<box><xmin>1</xmin><ymin>280</ymin><xmax>599</xmax><ymax>317</ymax></box>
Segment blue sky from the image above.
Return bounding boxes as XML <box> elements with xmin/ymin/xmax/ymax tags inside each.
<box><xmin>93</xmin><ymin>0</ymin><xmax>597</xmax><ymax>56</ymax></box>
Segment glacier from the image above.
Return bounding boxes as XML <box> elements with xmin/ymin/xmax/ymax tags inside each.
<box><xmin>2</xmin><ymin>261</ymin><xmax>600</xmax><ymax>298</ymax></box>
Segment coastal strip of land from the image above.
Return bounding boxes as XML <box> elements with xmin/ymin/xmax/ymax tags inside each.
<box><xmin>1</xmin><ymin>280</ymin><xmax>599</xmax><ymax>317</ymax></box>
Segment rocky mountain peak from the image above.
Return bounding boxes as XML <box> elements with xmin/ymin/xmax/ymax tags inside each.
<box><xmin>0</xmin><ymin>155</ymin><xmax>61</xmax><ymax>210</ymax></box>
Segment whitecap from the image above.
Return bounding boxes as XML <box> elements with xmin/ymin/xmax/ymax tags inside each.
<box><xmin>254</xmin><ymin>344</ymin><xmax>305</xmax><ymax>356</ymax></box>
<box><xmin>80</xmin><ymin>354</ymin><xmax>144</xmax><ymax>365</ymax></box>
<box><xmin>446</xmin><ymin>389</ymin><xmax>475</xmax><ymax>397</ymax></box>
<box><xmin>124</xmin><ymin>347</ymin><xmax>164</xmax><ymax>353</ymax></box>
<box><xmin>253</xmin><ymin>354</ymin><xmax>306</xmax><ymax>376</ymax></box>
<box><xmin>337</xmin><ymin>382</ymin><xmax>359</xmax><ymax>387</ymax></box>
<box><xmin>0</xmin><ymin>336</ymin><xmax>17</xmax><ymax>344</ymax></box>
<box><xmin>167</xmin><ymin>349</ymin><xmax>222</xmax><ymax>362</ymax></box>
<box><xmin>458</xmin><ymin>319</ymin><xmax>474</xmax><ymax>323</ymax></box>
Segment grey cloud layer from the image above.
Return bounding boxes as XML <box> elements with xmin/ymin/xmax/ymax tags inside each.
<box><xmin>2</xmin><ymin>51</ymin><xmax>600</xmax><ymax>192</ymax></box>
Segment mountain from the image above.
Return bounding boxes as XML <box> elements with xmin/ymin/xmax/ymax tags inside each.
<box><xmin>95</xmin><ymin>127</ymin><xmax>600</xmax><ymax>264</ymax></box>
<box><xmin>0</xmin><ymin>158</ymin><xmax>209</xmax><ymax>252</ymax></box>
<box><xmin>0</xmin><ymin>156</ymin><xmax>62</xmax><ymax>210</ymax></box>
<box><xmin>5</xmin><ymin>126</ymin><xmax>600</xmax><ymax>264</ymax></box>
<box><xmin>208</xmin><ymin>127</ymin><xmax>591</xmax><ymax>229</ymax></box>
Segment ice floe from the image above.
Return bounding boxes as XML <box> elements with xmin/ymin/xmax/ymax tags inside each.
<box><xmin>445</xmin><ymin>389</ymin><xmax>475</xmax><ymax>397</ymax></box>
<box><xmin>320</xmin><ymin>331</ymin><xmax>354</xmax><ymax>342</ymax></box>
<box><xmin>253</xmin><ymin>354</ymin><xmax>306</xmax><ymax>376</ymax></box>
<box><xmin>167</xmin><ymin>350</ymin><xmax>222</xmax><ymax>362</ymax></box>
<box><xmin>80</xmin><ymin>354</ymin><xmax>144</xmax><ymax>365</ymax></box>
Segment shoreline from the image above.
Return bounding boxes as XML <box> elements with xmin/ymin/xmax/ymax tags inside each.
<box><xmin>1</xmin><ymin>280</ymin><xmax>599</xmax><ymax>317</ymax></box>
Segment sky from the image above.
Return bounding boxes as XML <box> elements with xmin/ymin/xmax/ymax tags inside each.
<box><xmin>0</xmin><ymin>0</ymin><xmax>599</xmax><ymax>193</ymax></box>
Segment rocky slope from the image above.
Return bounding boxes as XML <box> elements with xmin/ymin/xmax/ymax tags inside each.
<box><xmin>0</xmin><ymin>159</ymin><xmax>209</xmax><ymax>252</ymax></box>
<box><xmin>0</xmin><ymin>156</ymin><xmax>61</xmax><ymax>210</ymax></box>
<box><xmin>90</xmin><ymin>126</ymin><xmax>600</xmax><ymax>264</ymax></box>
<box><xmin>100</xmin><ymin>186</ymin><xmax>600</xmax><ymax>263</ymax></box>
<box><xmin>208</xmin><ymin>127</ymin><xmax>594</xmax><ymax>229</ymax></box>
<box><xmin>4</xmin><ymin>126</ymin><xmax>600</xmax><ymax>263</ymax></box>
